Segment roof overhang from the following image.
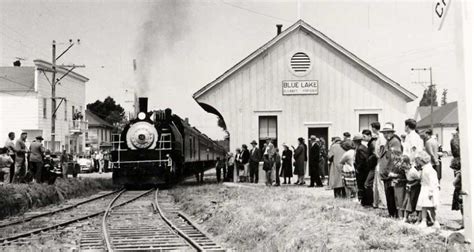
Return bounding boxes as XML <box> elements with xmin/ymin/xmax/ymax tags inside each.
<box><xmin>193</xmin><ymin>19</ymin><xmax>417</xmax><ymax>102</ymax></box>
<box><xmin>34</xmin><ymin>59</ymin><xmax>89</xmax><ymax>83</ymax></box>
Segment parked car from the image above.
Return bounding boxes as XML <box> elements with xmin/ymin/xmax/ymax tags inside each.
<box><xmin>77</xmin><ymin>155</ymin><xmax>94</xmax><ymax>173</ymax></box>
<box><xmin>52</xmin><ymin>152</ymin><xmax>79</xmax><ymax>178</ymax></box>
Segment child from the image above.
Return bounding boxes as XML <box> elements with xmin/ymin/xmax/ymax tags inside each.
<box><xmin>340</xmin><ymin>141</ymin><xmax>357</xmax><ymax>201</ymax></box>
<box><xmin>416</xmin><ymin>151</ymin><xmax>440</xmax><ymax>229</ymax></box>
<box><xmin>401</xmin><ymin>155</ymin><xmax>421</xmax><ymax>222</ymax></box>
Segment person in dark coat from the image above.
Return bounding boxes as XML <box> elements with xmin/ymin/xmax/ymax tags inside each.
<box><xmin>380</xmin><ymin>122</ymin><xmax>403</xmax><ymax>218</ymax></box>
<box><xmin>249</xmin><ymin>140</ymin><xmax>261</xmax><ymax>183</ymax></box>
<box><xmin>303</xmin><ymin>140</ymin><xmax>308</xmax><ymax>179</ymax></box>
<box><xmin>353</xmin><ymin>133</ymin><xmax>369</xmax><ymax>202</ymax></box>
<box><xmin>362</xmin><ymin>129</ymin><xmax>376</xmax><ymax>206</ymax></box>
<box><xmin>293</xmin><ymin>138</ymin><xmax>306</xmax><ymax>185</ymax></box>
<box><xmin>274</xmin><ymin>148</ymin><xmax>281</xmax><ymax>186</ymax></box>
<box><xmin>281</xmin><ymin>143</ymin><xmax>293</xmax><ymax>184</ymax></box>
<box><xmin>308</xmin><ymin>135</ymin><xmax>322</xmax><ymax>187</ymax></box>
<box><xmin>42</xmin><ymin>150</ymin><xmax>61</xmax><ymax>185</ymax></box>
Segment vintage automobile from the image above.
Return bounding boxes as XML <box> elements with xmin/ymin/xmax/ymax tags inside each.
<box><xmin>51</xmin><ymin>153</ymin><xmax>80</xmax><ymax>178</ymax></box>
<box><xmin>77</xmin><ymin>155</ymin><xmax>94</xmax><ymax>173</ymax></box>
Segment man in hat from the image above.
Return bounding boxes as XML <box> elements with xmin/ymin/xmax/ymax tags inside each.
<box><xmin>13</xmin><ymin>132</ymin><xmax>28</xmax><ymax>183</ymax></box>
<box><xmin>249</xmin><ymin>140</ymin><xmax>261</xmax><ymax>183</ymax></box>
<box><xmin>308</xmin><ymin>135</ymin><xmax>322</xmax><ymax>187</ymax></box>
<box><xmin>343</xmin><ymin>132</ymin><xmax>351</xmax><ymax>141</ymax></box>
<box><xmin>240</xmin><ymin>144</ymin><xmax>249</xmax><ymax>182</ymax></box>
<box><xmin>353</xmin><ymin>133</ymin><xmax>369</xmax><ymax>202</ymax></box>
<box><xmin>29</xmin><ymin>136</ymin><xmax>45</xmax><ymax>183</ymax></box>
<box><xmin>379</xmin><ymin>122</ymin><xmax>402</xmax><ymax>218</ymax></box>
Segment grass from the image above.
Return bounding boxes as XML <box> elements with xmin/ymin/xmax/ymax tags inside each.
<box><xmin>169</xmin><ymin>184</ymin><xmax>470</xmax><ymax>251</ymax></box>
<box><xmin>0</xmin><ymin>177</ymin><xmax>116</xmax><ymax>219</ymax></box>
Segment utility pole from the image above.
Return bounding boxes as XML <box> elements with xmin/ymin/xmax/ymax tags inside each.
<box><xmin>51</xmin><ymin>41</ymin><xmax>57</xmax><ymax>152</ymax></box>
<box><xmin>411</xmin><ymin>67</ymin><xmax>435</xmax><ymax>130</ymax></box>
<box><xmin>48</xmin><ymin>39</ymin><xmax>84</xmax><ymax>152</ymax></box>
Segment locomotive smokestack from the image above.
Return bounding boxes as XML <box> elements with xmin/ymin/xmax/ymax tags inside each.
<box><xmin>138</xmin><ymin>97</ymin><xmax>148</xmax><ymax>113</ymax></box>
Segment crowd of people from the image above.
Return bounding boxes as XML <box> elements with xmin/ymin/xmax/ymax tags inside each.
<box><xmin>216</xmin><ymin>119</ymin><xmax>463</xmax><ymax>229</ymax></box>
<box><xmin>0</xmin><ymin>131</ymin><xmax>88</xmax><ymax>185</ymax></box>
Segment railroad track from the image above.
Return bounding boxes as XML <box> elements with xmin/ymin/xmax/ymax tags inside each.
<box><xmin>96</xmin><ymin>188</ymin><xmax>224</xmax><ymax>251</ymax></box>
<box><xmin>0</xmin><ymin>189</ymin><xmax>123</xmax><ymax>245</ymax></box>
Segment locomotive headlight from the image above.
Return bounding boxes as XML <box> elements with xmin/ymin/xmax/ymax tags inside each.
<box><xmin>138</xmin><ymin>112</ymin><xmax>146</xmax><ymax>120</ymax></box>
<box><xmin>126</xmin><ymin>121</ymin><xmax>158</xmax><ymax>149</ymax></box>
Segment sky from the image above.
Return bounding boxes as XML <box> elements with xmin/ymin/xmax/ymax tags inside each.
<box><xmin>0</xmin><ymin>0</ymin><xmax>465</xmax><ymax>140</ymax></box>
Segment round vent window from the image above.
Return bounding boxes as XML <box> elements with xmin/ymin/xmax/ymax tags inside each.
<box><xmin>289</xmin><ymin>52</ymin><xmax>312</xmax><ymax>76</ymax></box>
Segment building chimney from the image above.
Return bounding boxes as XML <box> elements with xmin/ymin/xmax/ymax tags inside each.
<box><xmin>276</xmin><ymin>24</ymin><xmax>283</xmax><ymax>35</ymax></box>
<box><xmin>138</xmin><ymin>97</ymin><xmax>148</xmax><ymax>113</ymax></box>
<box><xmin>185</xmin><ymin>117</ymin><xmax>189</xmax><ymax>125</ymax></box>
<box><xmin>13</xmin><ymin>60</ymin><xmax>21</xmax><ymax>67</ymax></box>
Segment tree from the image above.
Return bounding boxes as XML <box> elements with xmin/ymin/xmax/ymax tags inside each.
<box><xmin>419</xmin><ymin>85</ymin><xmax>438</xmax><ymax>107</ymax></box>
<box><xmin>441</xmin><ymin>89</ymin><xmax>448</xmax><ymax>106</ymax></box>
<box><xmin>87</xmin><ymin>96</ymin><xmax>125</xmax><ymax>125</ymax></box>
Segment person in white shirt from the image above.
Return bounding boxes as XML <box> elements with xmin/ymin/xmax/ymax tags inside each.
<box><xmin>403</xmin><ymin>119</ymin><xmax>424</xmax><ymax>164</ymax></box>
<box><xmin>371</xmin><ymin>122</ymin><xmax>387</xmax><ymax>209</ymax></box>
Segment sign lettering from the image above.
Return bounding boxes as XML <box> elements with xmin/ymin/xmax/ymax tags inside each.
<box><xmin>282</xmin><ymin>80</ymin><xmax>318</xmax><ymax>95</ymax></box>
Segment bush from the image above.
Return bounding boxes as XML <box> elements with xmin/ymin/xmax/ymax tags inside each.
<box><xmin>0</xmin><ymin>178</ymin><xmax>115</xmax><ymax>219</ymax></box>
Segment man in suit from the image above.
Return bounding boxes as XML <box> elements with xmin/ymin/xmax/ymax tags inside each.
<box><xmin>241</xmin><ymin>144</ymin><xmax>250</xmax><ymax>182</ymax></box>
<box><xmin>308</xmin><ymin>135</ymin><xmax>322</xmax><ymax>187</ymax></box>
<box><xmin>29</xmin><ymin>136</ymin><xmax>45</xmax><ymax>183</ymax></box>
<box><xmin>249</xmin><ymin>140</ymin><xmax>261</xmax><ymax>183</ymax></box>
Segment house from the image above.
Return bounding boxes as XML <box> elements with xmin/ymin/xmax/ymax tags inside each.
<box><xmin>193</xmin><ymin>20</ymin><xmax>416</xmax><ymax>153</ymax></box>
<box><xmin>0</xmin><ymin>60</ymin><xmax>89</xmax><ymax>153</ymax></box>
<box><xmin>414</xmin><ymin>106</ymin><xmax>440</xmax><ymax>121</ymax></box>
<box><xmin>417</xmin><ymin>101</ymin><xmax>458</xmax><ymax>152</ymax></box>
<box><xmin>85</xmin><ymin>109</ymin><xmax>114</xmax><ymax>151</ymax></box>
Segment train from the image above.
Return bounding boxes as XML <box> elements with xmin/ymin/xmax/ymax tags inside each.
<box><xmin>110</xmin><ymin>97</ymin><xmax>227</xmax><ymax>186</ymax></box>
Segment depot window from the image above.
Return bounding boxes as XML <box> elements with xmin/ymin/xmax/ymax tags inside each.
<box><xmin>259</xmin><ymin>116</ymin><xmax>278</xmax><ymax>148</ymax></box>
<box><xmin>359</xmin><ymin>114</ymin><xmax>379</xmax><ymax>132</ymax></box>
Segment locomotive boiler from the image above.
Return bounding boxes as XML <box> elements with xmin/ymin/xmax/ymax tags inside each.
<box><xmin>111</xmin><ymin>97</ymin><xmax>226</xmax><ymax>186</ymax></box>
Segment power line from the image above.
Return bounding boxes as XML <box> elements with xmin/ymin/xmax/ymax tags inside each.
<box><xmin>220</xmin><ymin>1</ymin><xmax>292</xmax><ymax>23</ymax></box>
<box><xmin>0</xmin><ymin>76</ymin><xmax>34</xmax><ymax>89</ymax></box>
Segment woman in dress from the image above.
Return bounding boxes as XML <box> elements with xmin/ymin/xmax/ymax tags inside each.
<box><xmin>328</xmin><ymin>137</ymin><xmax>345</xmax><ymax>198</ymax></box>
<box><xmin>281</xmin><ymin>144</ymin><xmax>293</xmax><ymax>184</ymax></box>
<box><xmin>340</xmin><ymin>140</ymin><xmax>357</xmax><ymax>200</ymax></box>
<box><xmin>416</xmin><ymin>151</ymin><xmax>440</xmax><ymax>229</ymax></box>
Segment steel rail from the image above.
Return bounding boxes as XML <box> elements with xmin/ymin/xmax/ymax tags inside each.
<box><xmin>0</xmin><ymin>188</ymin><xmax>153</xmax><ymax>245</ymax></box>
<box><xmin>102</xmin><ymin>188</ymin><xmax>155</xmax><ymax>252</ymax></box>
<box><xmin>153</xmin><ymin>189</ymin><xmax>204</xmax><ymax>252</ymax></box>
<box><xmin>0</xmin><ymin>189</ymin><xmax>122</xmax><ymax>229</ymax></box>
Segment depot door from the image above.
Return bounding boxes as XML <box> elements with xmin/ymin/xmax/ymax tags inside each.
<box><xmin>307</xmin><ymin>127</ymin><xmax>329</xmax><ymax>176</ymax></box>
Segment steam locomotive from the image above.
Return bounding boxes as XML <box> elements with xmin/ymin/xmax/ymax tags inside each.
<box><xmin>111</xmin><ymin>97</ymin><xmax>226</xmax><ymax>186</ymax></box>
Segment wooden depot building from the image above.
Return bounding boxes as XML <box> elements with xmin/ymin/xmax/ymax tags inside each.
<box><xmin>193</xmin><ymin>20</ymin><xmax>417</xmax><ymax>151</ymax></box>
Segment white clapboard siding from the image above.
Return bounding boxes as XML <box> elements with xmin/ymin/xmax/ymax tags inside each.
<box><xmin>196</xmin><ymin>27</ymin><xmax>411</xmax><ymax>151</ymax></box>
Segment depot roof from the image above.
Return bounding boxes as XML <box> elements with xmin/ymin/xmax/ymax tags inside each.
<box><xmin>193</xmin><ymin>19</ymin><xmax>417</xmax><ymax>102</ymax></box>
